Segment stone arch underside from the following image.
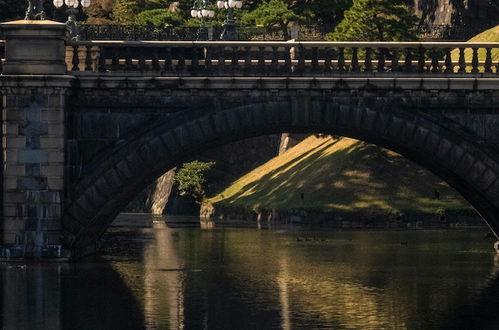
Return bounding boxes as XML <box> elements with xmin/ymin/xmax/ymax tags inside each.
<box><xmin>63</xmin><ymin>100</ymin><xmax>499</xmax><ymax>258</ymax></box>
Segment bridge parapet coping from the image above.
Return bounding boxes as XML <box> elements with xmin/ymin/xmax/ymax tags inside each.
<box><xmin>72</xmin><ymin>76</ymin><xmax>499</xmax><ymax>92</ymax></box>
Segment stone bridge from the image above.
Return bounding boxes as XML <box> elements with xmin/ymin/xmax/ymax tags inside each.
<box><xmin>1</xmin><ymin>20</ymin><xmax>499</xmax><ymax>259</ymax></box>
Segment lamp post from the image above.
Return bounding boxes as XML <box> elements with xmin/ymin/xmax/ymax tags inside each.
<box><xmin>24</xmin><ymin>0</ymin><xmax>91</xmax><ymax>40</ymax></box>
<box><xmin>25</xmin><ymin>0</ymin><xmax>48</xmax><ymax>20</ymax></box>
<box><xmin>217</xmin><ymin>0</ymin><xmax>243</xmax><ymax>40</ymax></box>
<box><xmin>54</xmin><ymin>0</ymin><xmax>91</xmax><ymax>40</ymax></box>
<box><xmin>191</xmin><ymin>0</ymin><xmax>215</xmax><ymax>40</ymax></box>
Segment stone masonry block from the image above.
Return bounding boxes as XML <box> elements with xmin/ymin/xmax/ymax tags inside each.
<box><xmin>477</xmin><ymin>169</ymin><xmax>497</xmax><ymax>191</ymax></box>
<box><xmin>19</xmin><ymin>122</ymin><xmax>48</xmax><ymax>136</ymax></box>
<box><xmin>3</xmin><ymin>109</ymin><xmax>24</xmax><ymax>121</ymax></box>
<box><xmin>40</xmin><ymin>136</ymin><xmax>64</xmax><ymax>149</ymax></box>
<box><xmin>18</xmin><ymin>150</ymin><xmax>48</xmax><ymax>163</ymax></box>
<box><xmin>4</xmin><ymin>176</ymin><xmax>18</xmax><ymax>190</ymax></box>
<box><xmin>17</xmin><ymin>176</ymin><xmax>49</xmax><ymax>191</ymax></box>
<box><xmin>47</xmin><ymin>177</ymin><xmax>64</xmax><ymax>190</ymax></box>
<box><xmin>5</xmin><ymin>136</ymin><xmax>26</xmax><ymax>148</ymax></box>
<box><xmin>3</xmin><ymin>122</ymin><xmax>19</xmax><ymax>135</ymax></box>
<box><xmin>26</xmin><ymin>164</ymin><xmax>41</xmax><ymax>176</ymax></box>
<box><xmin>41</xmin><ymin>110</ymin><xmax>64</xmax><ymax>123</ymax></box>
<box><xmin>48</xmin><ymin>95</ymin><xmax>64</xmax><ymax>108</ymax></box>
<box><xmin>2</xmin><ymin>149</ymin><xmax>17</xmax><ymax>162</ymax></box>
<box><xmin>3</xmin><ymin>219</ymin><xmax>26</xmax><ymax>232</ymax></box>
<box><xmin>3</xmin><ymin>95</ymin><xmax>18</xmax><ymax>108</ymax></box>
<box><xmin>4</xmin><ymin>191</ymin><xmax>26</xmax><ymax>204</ymax></box>
<box><xmin>4</xmin><ymin>164</ymin><xmax>25</xmax><ymax>176</ymax></box>
<box><xmin>48</xmin><ymin>151</ymin><xmax>64</xmax><ymax>163</ymax></box>
<box><xmin>46</xmin><ymin>232</ymin><xmax>62</xmax><ymax>245</ymax></box>
<box><xmin>48</xmin><ymin>123</ymin><xmax>64</xmax><ymax>136</ymax></box>
<box><xmin>41</xmin><ymin>164</ymin><xmax>64</xmax><ymax>178</ymax></box>
<box><xmin>3</xmin><ymin>204</ymin><xmax>19</xmax><ymax>217</ymax></box>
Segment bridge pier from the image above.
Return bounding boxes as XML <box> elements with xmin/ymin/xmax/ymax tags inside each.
<box><xmin>0</xmin><ymin>20</ymin><xmax>71</xmax><ymax>258</ymax></box>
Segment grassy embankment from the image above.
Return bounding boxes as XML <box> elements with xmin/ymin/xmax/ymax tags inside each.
<box><xmin>450</xmin><ymin>25</ymin><xmax>499</xmax><ymax>63</ymax></box>
<box><xmin>208</xmin><ymin>136</ymin><xmax>472</xmax><ymax>216</ymax></box>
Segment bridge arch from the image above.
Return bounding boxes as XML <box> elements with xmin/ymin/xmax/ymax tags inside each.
<box><xmin>63</xmin><ymin>99</ymin><xmax>499</xmax><ymax>257</ymax></box>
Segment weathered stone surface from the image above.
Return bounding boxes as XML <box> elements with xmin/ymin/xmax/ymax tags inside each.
<box><xmin>1</xmin><ymin>76</ymin><xmax>70</xmax><ymax>259</ymax></box>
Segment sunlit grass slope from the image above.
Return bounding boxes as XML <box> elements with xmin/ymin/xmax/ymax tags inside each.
<box><xmin>451</xmin><ymin>25</ymin><xmax>499</xmax><ymax>63</ymax></box>
<box><xmin>209</xmin><ymin>136</ymin><xmax>472</xmax><ymax>214</ymax></box>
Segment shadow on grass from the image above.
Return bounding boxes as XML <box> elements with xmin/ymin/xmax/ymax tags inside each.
<box><xmin>216</xmin><ymin>137</ymin><xmax>471</xmax><ymax>214</ymax></box>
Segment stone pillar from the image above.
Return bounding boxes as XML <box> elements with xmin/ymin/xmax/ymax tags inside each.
<box><xmin>1</xmin><ymin>79</ymin><xmax>73</xmax><ymax>258</ymax></box>
<box><xmin>0</xmin><ymin>20</ymin><xmax>72</xmax><ymax>258</ymax></box>
<box><xmin>0</xmin><ymin>20</ymin><xmax>67</xmax><ymax>75</ymax></box>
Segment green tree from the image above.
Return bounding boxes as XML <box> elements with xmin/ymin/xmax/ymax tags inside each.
<box><xmin>173</xmin><ymin>161</ymin><xmax>215</xmax><ymax>204</ymax></box>
<box><xmin>135</xmin><ymin>8</ymin><xmax>184</xmax><ymax>26</ymax></box>
<box><xmin>241</xmin><ymin>0</ymin><xmax>303</xmax><ymax>37</ymax></box>
<box><xmin>327</xmin><ymin>0</ymin><xmax>418</xmax><ymax>41</ymax></box>
<box><xmin>292</xmin><ymin>0</ymin><xmax>352</xmax><ymax>26</ymax></box>
<box><xmin>84</xmin><ymin>0</ymin><xmax>116</xmax><ymax>24</ymax></box>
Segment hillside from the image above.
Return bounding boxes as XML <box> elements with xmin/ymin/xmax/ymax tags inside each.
<box><xmin>208</xmin><ymin>136</ymin><xmax>472</xmax><ymax>215</ymax></box>
<box><xmin>451</xmin><ymin>25</ymin><xmax>499</xmax><ymax>63</ymax></box>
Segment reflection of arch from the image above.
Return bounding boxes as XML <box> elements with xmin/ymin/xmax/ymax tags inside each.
<box><xmin>63</xmin><ymin>100</ymin><xmax>499</xmax><ymax>257</ymax></box>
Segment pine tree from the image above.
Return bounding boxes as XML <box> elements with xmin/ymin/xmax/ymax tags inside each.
<box><xmin>327</xmin><ymin>0</ymin><xmax>418</xmax><ymax>41</ymax></box>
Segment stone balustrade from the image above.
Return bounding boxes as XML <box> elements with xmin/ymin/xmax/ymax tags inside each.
<box><xmin>67</xmin><ymin>41</ymin><xmax>499</xmax><ymax>76</ymax></box>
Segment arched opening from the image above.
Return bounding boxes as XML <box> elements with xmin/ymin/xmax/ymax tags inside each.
<box><xmin>63</xmin><ymin>100</ymin><xmax>499</xmax><ymax>257</ymax></box>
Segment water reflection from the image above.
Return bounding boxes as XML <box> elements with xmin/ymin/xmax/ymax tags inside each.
<box><xmin>1</xmin><ymin>220</ymin><xmax>499</xmax><ymax>329</ymax></box>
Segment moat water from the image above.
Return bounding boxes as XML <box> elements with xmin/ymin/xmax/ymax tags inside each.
<box><xmin>1</xmin><ymin>215</ymin><xmax>499</xmax><ymax>329</ymax></box>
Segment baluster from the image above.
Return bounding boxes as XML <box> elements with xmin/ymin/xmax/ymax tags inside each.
<box><xmin>71</xmin><ymin>45</ymin><xmax>80</xmax><ymax>71</ymax></box>
<box><xmin>417</xmin><ymin>46</ymin><xmax>425</xmax><ymax>72</ymax></box>
<box><xmin>484</xmin><ymin>48</ymin><xmax>492</xmax><ymax>73</ymax></box>
<box><xmin>337</xmin><ymin>47</ymin><xmax>346</xmax><ymax>73</ymax></box>
<box><xmin>297</xmin><ymin>45</ymin><xmax>305</xmax><ymax>73</ymax></box>
<box><xmin>244</xmin><ymin>46</ymin><xmax>251</xmax><ymax>72</ymax></box>
<box><xmin>377</xmin><ymin>48</ymin><xmax>386</xmax><ymax>72</ymax></box>
<box><xmin>111</xmin><ymin>47</ymin><xmax>119</xmax><ymax>71</ymax></box>
<box><xmin>351</xmin><ymin>47</ymin><xmax>359</xmax><ymax>72</ymax></box>
<box><xmin>390</xmin><ymin>49</ymin><xmax>399</xmax><ymax>72</ymax></box>
<box><xmin>98</xmin><ymin>46</ymin><xmax>106</xmax><ymax>72</ymax></box>
<box><xmin>257</xmin><ymin>46</ymin><xmax>265</xmax><ymax>73</ymax></box>
<box><xmin>152</xmin><ymin>47</ymin><xmax>160</xmax><ymax>71</ymax></box>
<box><xmin>85</xmin><ymin>45</ymin><xmax>93</xmax><ymax>71</ymax></box>
<box><xmin>205</xmin><ymin>46</ymin><xmax>212</xmax><ymax>73</ymax></box>
<box><xmin>311</xmin><ymin>47</ymin><xmax>318</xmax><ymax>72</ymax></box>
<box><xmin>444</xmin><ymin>48</ymin><xmax>453</xmax><ymax>73</ymax></box>
<box><xmin>271</xmin><ymin>46</ymin><xmax>279</xmax><ymax>73</ymax></box>
<box><xmin>364</xmin><ymin>47</ymin><xmax>372</xmax><ymax>72</ymax></box>
<box><xmin>138</xmin><ymin>48</ymin><xmax>146</xmax><ymax>71</ymax></box>
<box><xmin>430</xmin><ymin>49</ymin><xmax>440</xmax><ymax>73</ymax></box>
<box><xmin>164</xmin><ymin>47</ymin><xmax>173</xmax><ymax>72</ymax></box>
<box><xmin>218</xmin><ymin>47</ymin><xmax>226</xmax><ymax>73</ymax></box>
<box><xmin>125</xmin><ymin>47</ymin><xmax>133</xmax><ymax>71</ymax></box>
<box><xmin>190</xmin><ymin>46</ymin><xmax>199</xmax><ymax>73</ymax></box>
<box><xmin>284</xmin><ymin>46</ymin><xmax>292</xmax><ymax>73</ymax></box>
<box><xmin>323</xmin><ymin>47</ymin><xmax>332</xmax><ymax>72</ymax></box>
<box><xmin>231</xmin><ymin>46</ymin><xmax>238</xmax><ymax>72</ymax></box>
<box><xmin>471</xmin><ymin>48</ymin><xmax>479</xmax><ymax>73</ymax></box>
<box><xmin>177</xmin><ymin>47</ymin><xmax>185</xmax><ymax>72</ymax></box>
<box><xmin>458</xmin><ymin>48</ymin><xmax>466</xmax><ymax>73</ymax></box>
<box><xmin>404</xmin><ymin>48</ymin><xmax>413</xmax><ymax>73</ymax></box>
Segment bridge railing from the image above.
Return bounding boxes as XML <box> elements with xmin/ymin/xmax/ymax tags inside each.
<box><xmin>65</xmin><ymin>41</ymin><xmax>499</xmax><ymax>76</ymax></box>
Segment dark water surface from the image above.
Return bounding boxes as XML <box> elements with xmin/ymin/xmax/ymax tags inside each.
<box><xmin>1</xmin><ymin>218</ymin><xmax>499</xmax><ymax>329</ymax></box>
